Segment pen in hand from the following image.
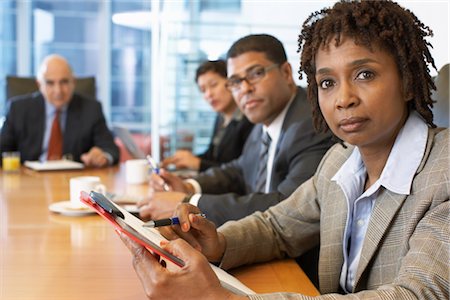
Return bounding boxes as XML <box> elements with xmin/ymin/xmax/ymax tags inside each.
<box><xmin>146</xmin><ymin>155</ymin><xmax>170</xmax><ymax>192</ymax></box>
<box><xmin>142</xmin><ymin>214</ymin><xmax>206</xmax><ymax>228</ymax></box>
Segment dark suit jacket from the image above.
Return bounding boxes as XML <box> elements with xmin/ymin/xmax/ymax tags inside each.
<box><xmin>195</xmin><ymin>87</ymin><xmax>334</xmax><ymax>226</ymax></box>
<box><xmin>0</xmin><ymin>92</ymin><xmax>120</xmax><ymax>164</ymax></box>
<box><xmin>198</xmin><ymin>114</ymin><xmax>254</xmax><ymax>171</ymax></box>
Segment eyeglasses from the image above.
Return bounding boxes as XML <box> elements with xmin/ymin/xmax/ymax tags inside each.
<box><xmin>226</xmin><ymin>63</ymin><xmax>279</xmax><ymax>92</ymax></box>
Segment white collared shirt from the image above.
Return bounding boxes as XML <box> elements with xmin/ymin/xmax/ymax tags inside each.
<box><xmin>261</xmin><ymin>94</ymin><xmax>295</xmax><ymax>193</ymax></box>
<box><xmin>332</xmin><ymin>112</ymin><xmax>428</xmax><ymax>292</ymax></box>
<box><xmin>187</xmin><ymin>92</ymin><xmax>296</xmax><ymax>205</ymax></box>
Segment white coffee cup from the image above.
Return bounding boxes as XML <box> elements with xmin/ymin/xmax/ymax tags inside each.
<box><xmin>125</xmin><ymin>159</ymin><xmax>149</xmax><ymax>184</ymax></box>
<box><xmin>70</xmin><ymin>176</ymin><xmax>106</xmax><ymax>208</ymax></box>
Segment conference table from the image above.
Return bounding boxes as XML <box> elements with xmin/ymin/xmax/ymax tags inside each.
<box><xmin>0</xmin><ymin>165</ymin><xmax>319</xmax><ymax>299</ymax></box>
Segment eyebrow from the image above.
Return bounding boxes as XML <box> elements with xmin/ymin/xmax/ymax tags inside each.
<box><xmin>316</xmin><ymin>58</ymin><xmax>379</xmax><ymax>75</ymax></box>
<box><xmin>349</xmin><ymin>58</ymin><xmax>378</xmax><ymax>67</ymax></box>
<box><xmin>228</xmin><ymin>64</ymin><xmax>260</xmax><ymax>78</ymax></box>
<box><xmin>45</xmin><ymin>78</ymin><xmax>70</xmax><ymax>83</ymax></box>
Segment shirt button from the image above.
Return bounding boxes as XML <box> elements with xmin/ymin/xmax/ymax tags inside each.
<box><xmin>357</xmin><ymin>219</ymin><xmax>365</xmax><ymax>227</ymax></box>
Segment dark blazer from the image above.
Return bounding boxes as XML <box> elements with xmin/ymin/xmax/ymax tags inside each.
<box><xmin>0</xmin><ymin>92</ymin><xmax>120</xmax><ymax>164</ymax></box>
<box><xmin>198</xmin><ymin>113</ymin><xmax>254</xmax><ymax>172</ymax></box>
<box><xmin>195</xmin><ymin>87</ymin><xmax>334</xmax><ymax>226</ymax></box>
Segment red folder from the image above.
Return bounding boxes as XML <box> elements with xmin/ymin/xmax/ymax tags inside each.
<box><xmin>80</xmin><ymin>191</ymin><xmax>254</xmax><ymax>295</ymax></box>
<box><xmin>80</xmin><ymin>191</ymin><xmax>184</xmax><ymax>267</ymax></box>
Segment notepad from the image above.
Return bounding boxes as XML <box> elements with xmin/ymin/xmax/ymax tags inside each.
<box><xmin>81</xmin><ymin>191</ymin><xmax>255</xmax><ymax>296</ymax></box>
<box><xmin>24</xmin><ymin>160</ymin><xmax>84</xmax><ymax>171</ymax></box>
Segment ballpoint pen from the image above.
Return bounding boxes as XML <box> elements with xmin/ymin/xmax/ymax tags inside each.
<box><xmin>142</xmin><ymin>214</ymin><xmax>207</xmax><ymax>228</ymax></box>
<box><xmin>146</xmin><ymin>154</ymin><xmax>170</xmax><ymax>191</ymax></box>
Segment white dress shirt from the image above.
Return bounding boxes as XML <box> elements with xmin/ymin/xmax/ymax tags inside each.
<box><xmin>261</xmin><ymin>95</ymin><xmax>294</xmax><ymax>193</ymax></box>
<box><xmin>187</xmin><ymin>93</ymin><xmax>296</xmax><ymax>205</ymax></box>
<box><xmin>332</xmin><ymin>111</ymin><xmax>428</xmax><ymax>292</ymax></box>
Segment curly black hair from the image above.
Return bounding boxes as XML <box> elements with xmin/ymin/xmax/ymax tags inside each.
<box><xmin>298</xmin><ymin>0</ymin><xmax>437</xmax><ymax>133</ymax></box>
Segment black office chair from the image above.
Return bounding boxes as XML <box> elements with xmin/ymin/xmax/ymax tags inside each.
<box><xmin>5</xmin><ymin>75</ymin><xmax>97</xmax><ymax>100</ymax></box>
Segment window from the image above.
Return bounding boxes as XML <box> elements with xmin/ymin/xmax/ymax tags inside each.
<box><xmin>1</xmin><ymin>1</ymin><xmax>448</xmax><ymax>159</ymax></box>
<box><xmin>0</xmin><ymin>1</ymin><xmax>17</xmax><ymax>115</ymax></box>
<box><xmin>0</xmin><ymin>0</ymin><xmax>152</xmax><ymax>133</ymax></box>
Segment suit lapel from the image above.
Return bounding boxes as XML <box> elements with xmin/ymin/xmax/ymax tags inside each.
<box><xmin>33</xmin><ymin>96</ymin><xmax>46</xmax><ymax>154</ymax></box>
<box><xmin>270</xmin><ymin>89</ymin><xmax>302</xmax><ymax>188</ymax></box>
<box><xmin>217</xmin><ymin>119</ymin><xmax>234</xmax><ymax>153</ymax></box>
<box><xmin>353</xmin><ymin>128</ymin><xmax>438</xmax><ymax>291</ymax></box>
<box><xmin>353</xmin><ymin>190</ymin><xmax>407</xmax><ymax>290</ymax></box>
<box><xmin>275</xmin><ymin>88</ymin><xmax>302</xmax><ymax>152</ymax></box>
<box><xmin>320</xmin><ymin>184</ymin><xmax>349</xmax><ymax>293</ymax></box>
<box><xmin>63</xmin><ymin>96</ymin><xmax>79</xmax><ymax>154</ymax></box>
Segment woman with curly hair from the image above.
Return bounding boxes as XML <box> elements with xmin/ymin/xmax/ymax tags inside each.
<box><xmin>118</xmin><ymin>1</ymin><xmax>448</xmax><ymax>299</ymax></box>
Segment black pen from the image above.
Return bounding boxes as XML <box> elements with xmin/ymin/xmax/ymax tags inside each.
<box><xmin>142</xmin><ymin>214</ymin><xmax>206</xmax><ymax>228</ymax></box>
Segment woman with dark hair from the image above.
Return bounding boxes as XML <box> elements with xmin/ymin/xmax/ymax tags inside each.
<box><xmin>162</xmin><ymin>60</ymin><xmax>253</xmax><ymax>172</ymax></box>
<box><xmin>119</xmin><ymin>1</ymin><xmax>448</xmax><ymax>299</ymax></box>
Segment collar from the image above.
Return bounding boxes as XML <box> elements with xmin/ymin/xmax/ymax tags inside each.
<box><xmin>44</xmin><ymin>100</ymin><xmax>69</xmax><ymax>117</ymax></box>
<box><xmin>332</xmin><ymin>111</ymin><xmax>428</xmax><ymax>195</ymax></box>
<box><xmin>232</xmin><ymin>107</ymin><xmax>244</xmax><ymax>121</ymax></box>
<box><xmin>379</xmin><ymin>111</ymin><xmax>428</xmax><ymax>194</ymax></box>
<box><xmin>223</xmin><ymin>108</ymin><xmax>244</xmax><ymax>127</ymax></box>
<box><xmin>263</xmin><ymin>92</ymin><xmax>296</xmax><ymax>141</ymax></box>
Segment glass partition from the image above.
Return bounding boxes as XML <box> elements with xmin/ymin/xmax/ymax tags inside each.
<box><xmin>0</xmin><ymin>0</ymin><xmax>448</xmax><ymax>159</ymax></box>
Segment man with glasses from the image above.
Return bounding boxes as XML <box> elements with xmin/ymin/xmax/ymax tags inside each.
<box><xmin>140</xmin><ymin>34</ymin><xmax>333</xmax><ymax>228</ymax></box>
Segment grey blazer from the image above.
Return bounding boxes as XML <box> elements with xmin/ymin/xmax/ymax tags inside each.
<box><xmin>195</xmin><ymin>87</ymin><xmax>334</xmax><ymax>226</ymax></box>
<box><xmin>219</xmin><ymin>128</ymin><xmax>449</xmax><ymax>299</ymax></box>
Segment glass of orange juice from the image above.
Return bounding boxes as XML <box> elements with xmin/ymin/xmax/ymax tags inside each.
<box><xmin>2</xmin><ymin>151</ymin><xmax>21</xmax><ymax>172</ymax></box>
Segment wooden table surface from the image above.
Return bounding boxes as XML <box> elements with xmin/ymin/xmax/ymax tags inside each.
<box><xmin>0</xmin><ymin>165</ymin><xmax>319</xmax><ymax>299</ymax></box>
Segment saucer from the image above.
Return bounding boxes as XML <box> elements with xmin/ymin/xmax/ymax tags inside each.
<box><xmin>49</xmin><ymin>201</ymin><xmax>95</xmax><ymax>217</ymax></box>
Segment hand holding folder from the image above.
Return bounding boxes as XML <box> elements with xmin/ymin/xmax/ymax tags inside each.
<box><xmin>119</xmin><ymin>233</ymin><xmax>238</xmax><ymax>299</ymax></box>
<box><xmin>81</xmin><ymin>191</ymin><xmax>254</xmax><ymax>296</ymax></box>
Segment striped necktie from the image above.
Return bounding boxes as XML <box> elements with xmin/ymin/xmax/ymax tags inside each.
<box><xmin>254</xmin><ymin>131</ymin><xmax>271</xmax><ymax>193</ymax></box>
<box><xmin>47</xmin><ymin>110</ymin><xmax>63</xmax><ymax>160</ymax></box>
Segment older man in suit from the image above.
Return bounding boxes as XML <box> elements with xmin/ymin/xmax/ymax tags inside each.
<box><xmin>0</xmin><ymin>54</ymin><xmax>119</xmax><ymax>167</ymax></box>
<box><xmin>139</xmin><ymin>34</ymin><xmax>334</xmax><ymax>226</ymax></box>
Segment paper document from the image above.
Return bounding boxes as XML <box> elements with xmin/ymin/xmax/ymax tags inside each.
<box><xmin>24</xmin><ymin>160</ymin><xmax>84</xmax><ymax>171</ymax></box>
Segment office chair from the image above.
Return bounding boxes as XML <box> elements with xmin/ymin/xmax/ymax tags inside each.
<box><xmin>113</xmin><ymin>126</ymin><xmax>147</xmax><ymax>160</ymax></box>
<box><xmin>5</xmin><ymin>75</ymin><xmax>97</xmax><ymax>100</ymax></box>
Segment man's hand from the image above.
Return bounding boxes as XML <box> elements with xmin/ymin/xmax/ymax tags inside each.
<box><xmin>161</xmin><ymin>150</ymin><xmax>201</xmax><ymax>171</ymax></box>
<box><xmin>137</xmin><ymin>191</ymin><xmax>186</xmax><ymax>221</ymax></box>
<box><xmin>158</xmin><ymin>204</ymin><xmax>227</xmax><ymax>263</ymax></box>
<box><xmin>119</xmin><ymin>234</ymin><xmax>239</xmax><ymax>300</ymax></box>
<box><xmin>80</xmin><ymin>146</ymin><xmax>109</xmax><ymax>167</ymax></box>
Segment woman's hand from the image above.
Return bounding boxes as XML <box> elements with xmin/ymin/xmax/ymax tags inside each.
<box><xmin>158</xmin><ymin>204</ymin><xmax>227</xmax><ymax>263</ymax></box>
<box><xmin>119</xmin><ymin>233</ymin><xmax>238</xmax><ymax>300</ymax></box>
